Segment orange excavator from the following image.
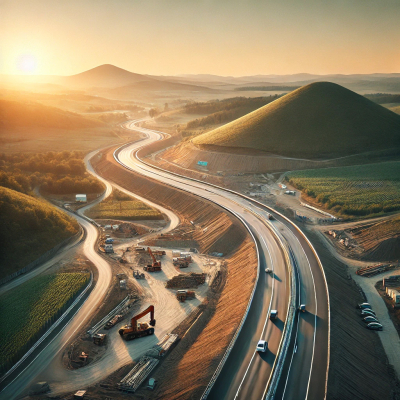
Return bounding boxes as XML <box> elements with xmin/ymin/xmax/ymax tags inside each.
<box><xmin>119</xmin><ymin>305</ymin><xmax>156</xmax><ymax>340</ymax></box>
<box><xmin>144</xmin><ymin>247</ymin><xmax>162</xmax><ymax>272</ymax></box>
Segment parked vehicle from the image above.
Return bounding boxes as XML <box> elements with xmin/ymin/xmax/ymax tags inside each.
<box><xmin>367</xmin><ymin>322</ymin><xmax>383</xmax><ymax>331</ymax></box>
<box><xmin>363</xmin><ymin>316</ymin><xmax>379</xmax><ymax>323</ymax></box>
<box><xmin>357</xmin><ymin>303</ymin><xmax>372</xmax><ymax>310</ymax></box>
<box><xmin>361</xmin><ymin>309</ymin><xmax>376</xmax><ymax>317</ymax></box>
<box><xmin>256</xmin><ymin>340</ymin><xmax>268</xmax><ymax>352</ymax></box>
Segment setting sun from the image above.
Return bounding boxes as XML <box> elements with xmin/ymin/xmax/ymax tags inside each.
<box><xmin>16</xmin><ymin>54</ymin><xmax>37</xmax><ymax>74</ymax></box>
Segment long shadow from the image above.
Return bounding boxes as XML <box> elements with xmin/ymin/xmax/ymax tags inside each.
<box><xmin>273</xmin><ymin>272</ymin><xmax>282</xmax><ymax>282</ymax></box>
<box><xmin>258</xmin><ymin>350</ymin><xmax>276</xmax><ymax>367</ymax></box>
<box><xmin>272</xmin><ymin>318</ymin><xmax>285</xmax><ymax>332</ymax></box>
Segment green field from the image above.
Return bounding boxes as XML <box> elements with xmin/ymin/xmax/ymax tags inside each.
<box><xmin>85</xmin><ymin>189</ymin><xmax>162</xmax><ymax>220</ymax></box>
<box><xmin>0</xmin><ymin>272</ymin><xmax>90</xmax><ymax>374</ymax></box>
<box><xmin>287</xmin><ymin>161</ymin><xmax>400</xmax><ymax>217</ymax></box>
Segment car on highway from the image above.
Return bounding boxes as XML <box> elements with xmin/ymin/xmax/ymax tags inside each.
<box><xmin>358</xmin><ymin>303</ymin><xmax>372</xmax><ymax>310</ymax></box>
<box><xmin>361</xmin><ymin>309</ymin><xmax>376</xmax><ymax>317</ymax></box>
<box><xmin>265</xmin><ymin>268</ymin><xmax>272</xmax><ymax>274</ymax></box>
<box><xmin>363</xmin><ymin>316</ymin><xmax>379</xmax><ymax>323</ymax></box>
<box><xmin>299</xmin><ymin>304</ymin><xmax>306</xmax><ymax>312</ymax></box>
<box><xmin>270</xmin><ymin>310</ymin><xmax>278</xmax><ymax>320</ymax></box>
<box><xmin>367</xmin><ymin>322</ymin><xmax>383</xmax><ymax>331</ymax></box>
<box><xmin>256</xmin><ymin>340</ymin><xmax>268</xmax><ymax>352</ymax></box>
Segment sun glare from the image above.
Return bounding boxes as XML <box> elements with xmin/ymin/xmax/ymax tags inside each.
<box><xmin>16</xmin><ymin>54</ymin><xmax>37</xmax><ymax>74</ymax></box>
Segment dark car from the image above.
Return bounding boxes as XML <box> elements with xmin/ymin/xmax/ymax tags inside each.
<box><xmin>367</xmin><ymin>322</ymin><xmax>383</xmax><ymax>331</ymax></box>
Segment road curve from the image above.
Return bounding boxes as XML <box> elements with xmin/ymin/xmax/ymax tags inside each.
<box><xmin>0</xmin><ymin>143</ymin><xmax>181</xmax><ymax>399</ymax></box>
<box><xmin>115</xmin><ymin>120</ymin><xmax>329</xmax><ymax>399</ymax></box>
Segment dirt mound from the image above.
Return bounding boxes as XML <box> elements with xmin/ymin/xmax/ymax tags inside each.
<box><xmin>166</xmin><ymin>273</ymin><xmax>207</xmax><ymax>289</ymax></box>
<box><xmin>193</xmin><ymin>82</ymin><xmax>400</xmax><ymax>159</ymax></box>
<box><xmin>363</xmin><ymin>236</ymin><xmax>400</xmax><ymax>261</ymax></box>
<box><xmin>350</xmin><ymin>216</ymin><xmax>400</xmax><ymax>261</ymax></box>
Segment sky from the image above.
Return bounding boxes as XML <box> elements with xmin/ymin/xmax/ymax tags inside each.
<box><xmin>1</xmin><ymin>0</ymin><xmax>399</xmax><ymax>76</ymax></box>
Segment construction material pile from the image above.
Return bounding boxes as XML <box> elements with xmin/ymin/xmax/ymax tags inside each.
<box><xmin>146</xmin><ymin>333</ymin><xmax>179</xmax><ymax>358</ymax></box>
<box><xmin>166</xmin><ymin>273</ymin><xmax>206</xmax><ymax>289</ymax></box>
<box><xmin>356</xmin><ymin>263</ymin><xmax>397</xmax><ymax>277</ymax></box>
<box><xmin>118</xmin><ymin>356</ymin><xmax>159</xmax><ymax>393</ymax></box>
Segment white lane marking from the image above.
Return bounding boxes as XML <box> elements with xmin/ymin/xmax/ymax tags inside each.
<box><xmin>281</xmin><ymin>246</ymin><xmax>301</xmax><ymax>399</ymax></box>
<box><xmin>234</xmin><ymin>234</ymin><xmax>275</xmax><ymax>400</ymax></box>
<box><xmin>291</xmin><ymin>234</ymin><xmax>318</xmax><ymax>400</ymax></box>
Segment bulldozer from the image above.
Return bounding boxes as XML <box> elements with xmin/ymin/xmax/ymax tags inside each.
<box><xmin>119</xmin><ymin>305</ymin><xmax>156</xmax><ymax>340</ymax></box>
<box><xmin>144</xmin><ymin>247</ymin><xmax>162</xmax><ymax>272</ymax></box>
<box><xmin>176</xmin><ymin>290</ymin><xmax>196</xmax><ymax>302</ymax></box>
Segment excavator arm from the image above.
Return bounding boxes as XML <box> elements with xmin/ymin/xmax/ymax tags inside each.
<box><xmin>147</xmin><ymin>247</ymin><xmax>156</xmax><ymax>264</ymax></box>
<box><xmin>131</xmin><ymin>305</ymin><xmax>156</xmax><ymax>328</ymax></box>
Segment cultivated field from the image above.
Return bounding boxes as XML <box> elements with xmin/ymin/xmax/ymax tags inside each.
<box><xmin>0</xmin><ymin>272</ymin><xmax>90</xmax><ymax>374</ymax></box>
<box><xmin>85</xmin><ymin>189</ymin><xmax>162</xmax><ymax>220</ymax></box>
<box><xmin>287</xmin><ymin>161</ymin><xmax>400</xmax><ymax>217</ymax></box>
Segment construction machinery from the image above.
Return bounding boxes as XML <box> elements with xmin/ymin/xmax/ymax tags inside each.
<box><xmin>144</xmin><ymin>247</ymin><xmax>162</xmax><ymax>272</ymax></box>
<box><xmin>152</xmin><ymin>250</ymin><xmax>166</xmax><ymax>256</ymax></box>
<box><xmin>173</xmin><ymin>258</ymin><xmax>189</xmax><ymax>268</ymax></box>
<box><xmin>93</xmin><ymin>333</ymin><xmax>107</xmax><ymax>345</ymax></box>
<box><xmin>104</xmin><ymin>314</ymin><xmax>123</xmax><ymax>330</ymax></box>
<box><xmin>133</xmin><ymin>269</ymin><xmax>145</xmax><ymax>279</ymax></box>
<box><xmin>176</xmin><ymin>290</ymin><xmax>195</xmax><ymax>302</ymax></box>
<box><xmin>119</xmin><ymin>305</ymin><xmax>156</xmax><ymax>340</ymax></box>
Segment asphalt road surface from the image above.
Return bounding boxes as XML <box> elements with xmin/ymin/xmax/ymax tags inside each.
<box><xmin>115</xmin><ymin>120</ymin><xmax>330</xmax><ymax>400</ymax></box>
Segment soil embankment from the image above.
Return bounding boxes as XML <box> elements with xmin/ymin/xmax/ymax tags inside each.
<box><xmin>305</xmin><ymin>230</ymin><xmax>400</xmax><ymax>400</ymax></box>
<box><xmin>158</xmin><ymin>141</ymin><xmax>322</xmax><ymax>175</ymax></box>
<box><xmin>90</xmin><ymin>148</ymin><xmax>258</xmax><ymax>398</ymax></box>
<box><xmin>349</xmin><ymin>216</ymin><xmax>400</xmax><ymax>261</ymax></box>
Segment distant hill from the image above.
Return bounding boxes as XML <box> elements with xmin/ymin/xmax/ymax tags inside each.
<box><xmin>111</xmin><ymin>79</ymin><xmax>213</xmax><ymax>94</ymax></box>
<box><xmin>0</xmin><ymin>187</ymin><xmax>78</xmax><ymax>279</ymax></box>
<box><xmin>0</xmin><ymin>99</ymin><xmax>103</xmax><ymax>130</ymax></box>
<box><xmin>61</xmin><ymin>64</ymin><xmax>156</xmax><ymax>88</ymax></box>
<box><xmin>193</xmin><ymin>82</ymin><xmax>400</xmax><ymax>159</ymax></box>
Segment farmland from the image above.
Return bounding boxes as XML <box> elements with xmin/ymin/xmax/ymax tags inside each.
<box><xmin>0</xmin><ymin>272</ymin><xmax>90</xmax><ymax>374</ymax></box>
<box><xmin>85</xmin><ymin>188</ymin><xmax>162</xmax><ymax>220</ymax></box>
<box><xmin>286</xmin><ymin>161</ymin><xmax>400</xmax><ymax>217</ymax></box>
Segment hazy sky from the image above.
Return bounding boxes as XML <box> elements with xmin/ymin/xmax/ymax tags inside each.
<box><xmin>1</xmin><ymin>0</ymin><xmax>399</xmax><ymax>76</ymax></box>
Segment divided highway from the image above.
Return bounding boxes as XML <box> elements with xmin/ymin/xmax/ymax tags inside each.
<box><xmin>115</xmin><ymin>120</ymin><xmax>330</xmax><ymax>399</ymax></box>
<box><xmin>0</xmin><ymin>119</ymin><xmax>329</xmax><ymax>399</ymax></box>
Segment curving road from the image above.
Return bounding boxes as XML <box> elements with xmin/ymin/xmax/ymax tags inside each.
<box><xmin>1</xmin><ymin>119</ymin><xmax>329</xmax><ymax>399</ymax></box>
<box><xmin>115</xmin><ymin>120</ymin><xmax>330</xmax><ymax>399</ymax></box>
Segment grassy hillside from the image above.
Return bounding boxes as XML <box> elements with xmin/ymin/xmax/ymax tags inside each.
<box><xmin>0</xmin><ymin>187</ymin><xmax>79</xmax><ymax>279</ymax></box>
<box><xmin>0</xmin><ymin>99</ymin><xmax>103</xmax><ymax>130</ymax></box>
<box><xmin>287</xmin><ymin>161</ymin><xmax>400</xmax><ymax>217</ymax></box>
<box><xmin>193</xmin><ymin>82</ymin><xmax>400</xmax><ymax>159</ymax></box>
<box><xmin>0</xmin><ymin>272</ymin><xmax>90</xmax><ymax>373</ymax></box>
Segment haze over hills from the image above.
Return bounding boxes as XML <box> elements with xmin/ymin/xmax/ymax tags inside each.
<box><xmin>192</xmin><ymin>82</ymin><xmax>400</xmax><ymax>159</ymax></box>
<box><xmin>0</xmin><ymin>99</ymin><xmax>103</xmax><ymax>130</ymax></box>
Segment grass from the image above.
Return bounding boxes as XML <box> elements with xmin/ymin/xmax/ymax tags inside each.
<box><xmin>193</xmin><ymin>82</ymin><xmax>400</xmax><ymax>159</ymax></box>
<box><xmin>286</xmin><ymin>161</ymin><xmax>400</xmax><ymax>217</ymax></box>
<box><xmin>0</xmin><ymin>272</ymin><xmax>90</xmax><ymax>373</ymax></box>
<box><xmin>85</xmin><ymin>189</ymin><xmax>163</xmax><ymax>221</ymax></box>
<box><xmin>0</xmin><ymin>187</ymin><xmax>79</xmax><ymax>280</ymax></box>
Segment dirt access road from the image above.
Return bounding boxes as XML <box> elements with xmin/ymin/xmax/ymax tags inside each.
<box><xmin>0</xmin><ymin>142</ymin><xmax>181</xmax><ymax>399</ymax></box>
